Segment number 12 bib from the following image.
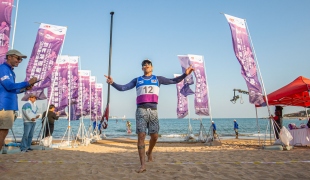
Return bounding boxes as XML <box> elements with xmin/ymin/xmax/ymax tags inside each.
<box><xmin>136</xmin><ymin>75</ymin><xmax>159</xmax><ymax>104</ymax></box>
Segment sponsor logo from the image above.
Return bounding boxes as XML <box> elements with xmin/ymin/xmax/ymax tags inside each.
<box><xmin>151</xmin><ymin>80</ymin><xmax>157</xmax><ymax>83</ymax></box>
<box><xmin>229</xmin><ymin>18</ymin><xmax>234</xmax><ymax>22</ymax></box>
<box><xmin>44</xmin><ymin>34</ymin><xmax>56</xmax><ymax>40</ymax></box>
<box><xmin>138</xmin><ymin>80</ymin><xmax>143</xmax><ymax>84</ymax></box>
<box><xmin>2</xmin><ymin>2</ymin><xmax>13</xmax><ymax>6</ymax></box>
<box><xmin>0</xmin><ymin>75</ymin><xmax>9</xmax><ymax>81</ymax></box>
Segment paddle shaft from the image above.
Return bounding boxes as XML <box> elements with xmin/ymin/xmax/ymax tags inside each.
<box><xmin>107</xmin><ymin>11</ymin><xmax>114</xmax><ymax>105</ymax></box>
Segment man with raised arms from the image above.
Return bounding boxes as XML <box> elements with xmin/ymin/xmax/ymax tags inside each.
<box><xmin>104</xmin><ymin>59</ymin><xmax>194</xmax><ymax>173</ymax></box>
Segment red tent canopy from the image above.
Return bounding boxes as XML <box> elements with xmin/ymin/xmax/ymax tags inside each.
<box><xmin>261</xmin><ymin>76</ymin><xmax>310</xmax><ymax>107</ymax></box>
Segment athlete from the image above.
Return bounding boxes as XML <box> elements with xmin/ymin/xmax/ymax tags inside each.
<box><xmin>104</xmin><ymin>59</ymin><xmax>194</xmax><ymax>173</ymax></box>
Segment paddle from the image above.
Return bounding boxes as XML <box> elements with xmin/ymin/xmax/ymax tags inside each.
<box><xmin>101</xmin><ymin>11</ymin><xmax>114</xmax><ymax>129</ymax></box>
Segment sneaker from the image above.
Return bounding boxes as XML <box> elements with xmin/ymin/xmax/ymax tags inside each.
<box><xmin>20</xmin><ymin>150</ymin><xmax>28</xmax><ymax>153</ymax></box>
<box><xmin>27</xmin><ymin>148</ymin><xmax>34</xmax><ymax>151</ymax></box>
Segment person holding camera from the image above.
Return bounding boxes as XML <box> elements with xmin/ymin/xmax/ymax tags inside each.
<box><xmin>42</xmin><ymin>104</ymin><xmax>60</xmax><ymax>137</ymax></box>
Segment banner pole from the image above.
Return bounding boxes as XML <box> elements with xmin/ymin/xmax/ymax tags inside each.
<box><xmin>89</xmin><ymin>76</ymin><xmax>92</xmax><ymax>128</ymax></box>
<box><xmin>245</xmin><ymin>20</ymin><xmax>273</xmax><ymax>144</ymax></box>
<box><xmin>201</xmin><ymin>55</ymin><xmax>213</xmax><ymax>124</ymax></box>
<box><xmin>67</xmin><ymin>59</ymin><xmax>72</xmax><ymax>145</ymax></box>
<box><xmin>76</xmin><ymin>57</ymin><xmax>88</xmax><ymax>145</ymax></box>
<box><xmin>11</xmin><ymin>0</ymin><xmax>19</xmax><ymax>49</ymax></box>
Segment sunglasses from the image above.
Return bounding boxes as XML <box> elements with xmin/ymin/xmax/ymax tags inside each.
<box><xmin>11</xmin><ymin>55</ymin><xmax>22</xmax><ymax>61</ymax></box>
<box><xmin>142</xmin><ymin>62</ymin><xmax>152</xmax><ymax>67</ymax></box>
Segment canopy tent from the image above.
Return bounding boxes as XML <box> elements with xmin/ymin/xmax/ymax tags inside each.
<box><xmin>260</xmin><ymin>76</ymin><xmax>310</xmax><ymax>107</ymax></box>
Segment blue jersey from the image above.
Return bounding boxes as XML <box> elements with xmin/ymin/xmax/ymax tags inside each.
<box><xmin>0</xmin><ymin>63</ymin><xmax>29</xmax><ymax>110</ymax></box>
<box><xmin>136</xmin><ymin>75</ymin><xmax>160</xmax><ymax>104</ymax></box>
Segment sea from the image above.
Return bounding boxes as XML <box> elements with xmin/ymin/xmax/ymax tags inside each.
<box><xmin>6</xmin><ymin>118</ymin><xmax>307</xmax><ymax>142</ymax></box>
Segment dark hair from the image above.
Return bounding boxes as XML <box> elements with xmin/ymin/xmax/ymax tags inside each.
<box><xmin>49</xmin><ymin>104</ymin><xmax>55</xmax><ymax>109</ymax></box>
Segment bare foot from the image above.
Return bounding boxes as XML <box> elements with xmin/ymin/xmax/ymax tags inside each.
<box><xmin>135</xmin><ymin>167</ymin><xmax>146</xmax><ymax>173</ymax></box>
<box><xmin>146</xmin><ymin>151</ymin><xmax>153</xmax><ymax>162</ymax></box>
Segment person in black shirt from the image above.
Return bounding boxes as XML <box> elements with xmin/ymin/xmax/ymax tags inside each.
<box><xmin>42</xmin><ymin>104</ymin><xmax>60</xmax><ymax>137</ymax></box>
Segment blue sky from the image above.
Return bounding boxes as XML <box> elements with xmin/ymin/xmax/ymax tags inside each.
<box><xmin>11</xmin><ymin>0</ymin><xmax>310</xmax><ymax>118</ymax></box>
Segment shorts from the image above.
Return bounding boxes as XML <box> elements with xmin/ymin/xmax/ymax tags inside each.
<box><xmin>135</xmin><ymin>108</ymin><xmax>159</xmax><ymax>135</ymax></box>
<box><xmin>0</xmin><ymin>110</ymin><xmax>15</xmax><ymax>129</ymax></box>
<box><xmin>234</xmin><ymin>129</ymin><xmax>238</xmax><ymax>135</ymax></box>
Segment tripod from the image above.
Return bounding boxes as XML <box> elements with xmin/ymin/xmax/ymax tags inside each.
<box><xmin>197</xmin><ymin>119</ymin><xmax>207</xmax><ymax>143</ymax></box>
<box><xmin>36</xmin><ymin>117</ymin><xmax>52</xmax><ymax>150</ymax></box>
<box><xmin>75</xmin><ymin>118</ymin><xmax>89</xmax><ymax>146</ymax></box>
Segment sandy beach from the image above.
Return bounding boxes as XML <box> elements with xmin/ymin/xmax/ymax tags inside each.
<box><xmin>1</xmin><ymin>138</ymin><xmax>310</xmax><ymax>180</ymax></box>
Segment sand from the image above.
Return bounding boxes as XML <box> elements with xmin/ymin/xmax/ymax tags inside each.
<box><xmin>1</xmin><ymin>138</ymin><xmax>310</xmax><ymax>180</ymax></box>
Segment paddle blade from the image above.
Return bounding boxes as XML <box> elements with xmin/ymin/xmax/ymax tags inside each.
<box><xmin>101</xmin><ymin>105</ymin><xmax>109</xmax><ymax>129</ymax></box>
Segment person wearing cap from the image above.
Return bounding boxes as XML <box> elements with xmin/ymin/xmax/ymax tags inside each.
<box><xmin>20</xmin><ymin>94</ymin><xmax>40</xmax><ymax>152</ymax></box>
<box><xmin>0</xmin><ymin>49</ymin><xmax>37</xmax><ymax>153</ymax></box>
<box><xmin>104</xmin><ymin>59</ymin><xmax>194</xmax><ymax>173</ymax></box>
<box><xmin>234</xmin><ymin>119</ymin><xmax>239</xmax><ymax>139</ymax></box>
<box><xmin>211</xmin><ymin>121</ymin><xmax>217</xmax><ymax>140</ymax></box>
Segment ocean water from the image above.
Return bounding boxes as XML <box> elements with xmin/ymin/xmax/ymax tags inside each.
<box><xmin>6</xmin><ymin>118</ymin><xmax>307</xmax><ymax>142</ymax></box>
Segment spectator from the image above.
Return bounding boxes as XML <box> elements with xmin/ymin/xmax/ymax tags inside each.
<box><xmin>234</xmin><ymin>119</ymin><xmax>239</xmax><ymax>139</ymax></box>
<box><xmin>20</xmin><ymin>94</ymin><xmax>40</xmax><ymax>152</ymax></box>
<box><xmin>42</xmin><ymin>104</ymin><xmax>60</xmax><ymax>137</ymax></box>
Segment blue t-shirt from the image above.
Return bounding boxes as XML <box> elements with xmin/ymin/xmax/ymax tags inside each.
<box><xmin>212</xmin><ymin>123</ymin><xmax>216</xmax><ymax>131</ymax></box>
<box><xmin>234</xmin><ymin>122</ymin><xmax>239</xmax><ymax>129</ymax></box>
<box><xmin>0</xmin><ymin>63</ymin><xmax>29</xmax><ymax>110</ymax></box>
<box><xmin>111</xmin><ymin>73</ymin><xmax>187</xmax><ymax>109</ymax></box>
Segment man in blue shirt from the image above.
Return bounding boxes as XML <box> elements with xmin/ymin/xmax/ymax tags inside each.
<box><xmin>0</xmin><ymin>49</ymin><xmax>37</xmax><ymax>153</ymax></box>
<box><xmin>104</xmin><ymin>59</ymin><xmax>194</xmax><ymax>173</ymax></box>
<box><xmin>212</xmin><ymin>121</ymin><xmax>217</xmax><ymax>140</ymax></box>
<box><xmin>234</xmin><ymin>119</ymin><xmax>239</xmax><ymax>139</ymax></box>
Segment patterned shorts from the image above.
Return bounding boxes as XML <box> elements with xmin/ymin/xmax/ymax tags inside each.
<box><xmin>135</xmin><ymin>108</ymin><xmax>159</xmax><ymax>135</ymax></box>
<box><xmin>0</xmin><ymin>110</ymin><xmax>14</xmax><ymax>129</ymax></box>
